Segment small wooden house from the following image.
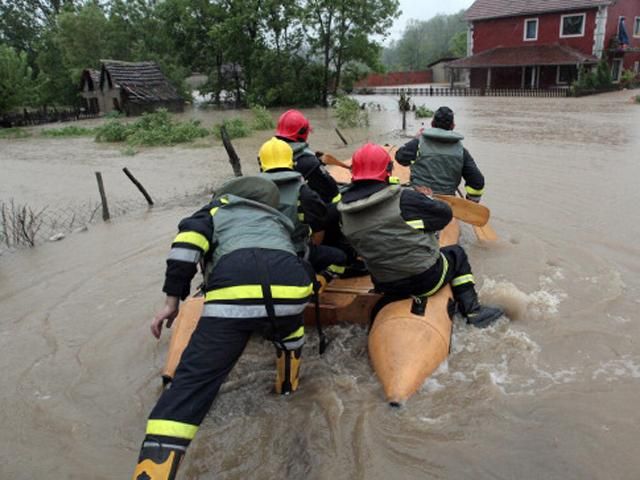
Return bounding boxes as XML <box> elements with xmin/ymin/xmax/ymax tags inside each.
<box><xmin>79</xmin><ymin>69</ymin><xmax>104</xmax><ymax>114</ymax></box>
<box><xmin>100</xmin><ymin>60</ymin><xmax>184</xmax><ymax>115</ymax></box>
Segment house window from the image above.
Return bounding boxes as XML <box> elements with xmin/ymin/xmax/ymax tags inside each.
<box><xmin>611</xmin><ymin>59</ymin><xmax>623</xmax><ymax>82</ymax></box>
<box><xmin>560</xmin><ymin>13</ymin><xmax>586</xmax><ymax>37</ymax></box>
<box><xmin>524</xmin><ymin>18</ymin><xmax>538</xmax><ymax>41</ymax></box>
<box><xmin>634</xmin><ymin>17</ymin><xmax>640</xmax><ymax>37</ymax></box>
<box><xmin>557</xmin><ymin>65</ymin><xmax>578</xmax><ymax>84</ymax></box>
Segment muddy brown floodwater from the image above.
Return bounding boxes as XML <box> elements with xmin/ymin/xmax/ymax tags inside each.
<box><xmin>1</xmin><ymin>90</ymin><xmax>640</xmax><ymax>479</ymax></box>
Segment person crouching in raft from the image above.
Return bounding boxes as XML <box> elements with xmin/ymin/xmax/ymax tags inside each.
<box><xmin>257</xmin><ymin>137</ymin><xmax>347</xmax><ymax>279</ymax></box>
<box><xmin>132</xmin><ymin>176</ymin><xmax>313</xmax><ymax>480</ymax></box>
<box><xmin>337</xmin><ymin>143</ymin><xmax>503</xmax><ymax>328</ymax></box>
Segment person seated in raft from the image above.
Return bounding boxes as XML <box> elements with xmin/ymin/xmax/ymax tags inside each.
<box><xmin>274</xmin><ymin>109</ymin><xmax>366</xmax><ymax>277</ymax></box>
<box><xmin>132</xmin><ymin>176</ymin><xmax>313</xmax><ymax>480</ymax></box>
<box><xmin>257</xmin><ymin>137</ymin><xmax>347</xmax><ymax>279</ymax></box>
<box><xmin>395</xmin><ymin>106</ymin><xmax>486</xmax><ymax>203</ymax></box>
<box><xmin>337</xmin><ymin>143</ymin><xmax>503</xmax><ymax>328</ymax></box>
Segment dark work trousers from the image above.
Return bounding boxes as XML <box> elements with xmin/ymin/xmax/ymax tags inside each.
<box><xmin>374</xmin><ymin>245</ymin><xmax>474</xmax><ymax>298</ymax></box>
<box><xmin>147</xmin><ymin>313</ymin><xmax>303</xmax><ymax>445</ymax></box>
<box><xmin>308</xmin><ymin>243</ymin><xmax>347</xmax><ymax>273</ymax></box>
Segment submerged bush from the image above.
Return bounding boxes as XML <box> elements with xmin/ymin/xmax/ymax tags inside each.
<box><xmin>415</xmin><ymin>106</ymin><xmax>434</xmax><ymax>118</ymax></box>
<box><xmin>214</xmin><ymin>118</ymin><xmax>252</xmax><ymax>139</ymax></box>
<box><xmin>95</xmin><ymin>109</ymin><xmax>209</xmax><ymax>146</ymax></box>
<box><xmin>0</xmin><ymin>128</ymin><xmax>31</xmax><ymax>139</ymax></box>
<box><xmin>334</xmin><ymin>96</ymin><xmax>368</xmax><ymax>128</ymax></box>
<box><xmin>635</xmin><ymin>95</ymin><xmax>640</xmax><ymax>104</ymax></box>
<box><xmin>251</xmin><ymin>105</ymin><xmax>275</xmax><ymax>130</ymax></box>
<box><xmin>41</xmin><ymin>126</ymin><xmax>95</xmax><ymax>137</ymax></box>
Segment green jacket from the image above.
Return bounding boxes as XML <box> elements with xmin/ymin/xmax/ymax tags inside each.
<box><xmin>338</xmin><ymin>185</ymin><xmax>440</xmax><ymax>283</ymax></box>
<box><xmin>209</xmin><ymin>194</ymin><xmax>296</xmax><ymax>270</ymax></box>
<box><xmin>413</xmin><ymin>128</ymin><xmax>465</xmax><ymax>195</ymax></box>
<box><xmin>259</xmin><ymin>171</ymin><xmax>309</xmax><ymax>254</ymax></box>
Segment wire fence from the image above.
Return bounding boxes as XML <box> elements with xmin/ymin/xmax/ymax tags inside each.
<box><xmin>0</xmin><ymin>190</ymin><xmax>212</xmax><ymax>255</ymax></box>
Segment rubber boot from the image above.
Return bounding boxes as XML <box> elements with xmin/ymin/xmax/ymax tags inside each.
<box><xmin>132</xmin><ymin>439</ymin><xmax>185</xmax><ymax>480</ymax></box>
<box><xmin>275</xmin><ymin>347</ymin><xmax>302</xmax><ymax>395</ymax></box>
<box><xmin>456</xmin><ymin>289</ymin><xmax>503</xmax><ymax>329</ymax></box>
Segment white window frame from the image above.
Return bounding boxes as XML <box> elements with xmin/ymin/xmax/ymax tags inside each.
<box><xmin>523</xmin><ymin>18</ymin><xmax>539</xmax><ymax>41</ymax></box>
<box><xmin>560</xmin><ymin>13</ymin><xmax>586</xmax><ymax>38</ymax></box>
<box><xmin>611</xmin><ymin>59</ymin><xmax>623</xmax><ymax>83</ymax></box>
<box><xmin>634</xmin><ymin>16</ymin><xmax>640</xmax><ymax>37</ymax></box>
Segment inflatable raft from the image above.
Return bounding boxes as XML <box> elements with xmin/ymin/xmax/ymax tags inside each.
<box><xmin>161</xmin><ymin>149</ymin><xmax>459</xmax><ymax>405</ymax></box>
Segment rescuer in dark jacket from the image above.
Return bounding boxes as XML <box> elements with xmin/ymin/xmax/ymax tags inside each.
<box><xmin>395</xmin><ymin>106</ymin><xmax>486</xmax><ymax>202</ymax></box>
<box><xmin>258</xmin><ymin>137</ymin><xmax>347</xmax><ymax>276</ymax></box>
<box><xmin>338</xmin><ymin>143</ymin><xmax>503</xmax><ymax>328</ymax></box>
<box><xmin>274</xmin><ymin>109</ymin><xmax>364</xmax><ymax>275</ymax></box>
<box><xmin>132</xmin><ymin>176</ymin><xmax>313</xmax><ymax>480</ymax></box>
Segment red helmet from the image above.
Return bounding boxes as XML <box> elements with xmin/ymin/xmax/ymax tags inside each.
<box><xmin>351</xmin><ymin>143</ymin><xmax>392</xmax><ymax>183</ymax></box>
<box><xmin>276</xmin><ymin>109</ymin><xmax>312</xmax><ymax>142</ymax></box>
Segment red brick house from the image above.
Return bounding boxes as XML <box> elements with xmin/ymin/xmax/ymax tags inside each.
<box><xmin>448</xmin><ymin>0</ymin><xmax>640</xmax><ymax>89</ymax></box>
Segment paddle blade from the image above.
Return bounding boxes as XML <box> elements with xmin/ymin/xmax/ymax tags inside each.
<box><xmin>322</xmin><ymin>153</ymin><xmax>350</xmax><ymax>169</ymax></box>
<box><xmin>433</xmin><ymin>194</ymin><xmax>490</xmax><ymax>227</ymax></box>
<box><xmin>472</xmin><ymin>224</ymin><xmax>499</xmax><ymax>241</ymax></box>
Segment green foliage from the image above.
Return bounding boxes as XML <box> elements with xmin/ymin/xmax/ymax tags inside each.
<box><xmin>250</xmin><ymin>105</ymin><xmax>275</xmax><ymax>130</ymax></box>
<box><xmin>398</xmin><ymin>93</ymin><xmax>411</xmax><ymax>112</ymax></box>
<box><xmin>334</xmin><ymin>96</ymin><xmax>368</xmax><ymax>128</ymax></box>
<box><xmin>41</xmin><ymin>126</ymin><xmax>95</xmax><ymax>137</ymax></box>
<box><xmin>213</xmin><ymin>119</ymin><xmax>252</xmax><ymax>139</ymax></box>
<box><xmin>448</xmin><ymin>31</ymin><xmax>467</xmax><ymax>58</ymax></box>
<box><xmin>415</xmin><ymin>106</ymin><xmax>434</xmax><ymax>118</ymax></box>
<box><xmin>620</xmin><ymin>69</ymin><xmax>639</xmax><ymax>88</ymax></box>
<box><xmin>572</xmin><ymin>61</ymin><xmax>614</xmax><ymax>93</ymax></box>
<box><xmin>0</xmin><ymin>45</ymin><xmax>38</xmax><ymax>114</ymax></box>
<box><xmin>95</xmin><ymin>109</ymin><xmax>209</xmax><ymax>146</ymax></box>
<box><xmin>0</xmin><ymin>128</ymin><xmax>32</xmax><ymax>139</ymax></box>
<box><xmin>383</xmin><ymin>11</ymin><xmax>467</xmax><ymax>71</ymax></box>
<box><xmin>635</xmin><ymin>95</ymin><xmax>640</xmax><ymax>104</ymax></box>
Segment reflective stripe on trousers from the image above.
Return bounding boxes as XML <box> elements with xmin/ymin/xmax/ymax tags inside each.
<box><xmin>202</xmin><ymin>303</ymin><xmax>307</xmax><ymax>318</ymax></box>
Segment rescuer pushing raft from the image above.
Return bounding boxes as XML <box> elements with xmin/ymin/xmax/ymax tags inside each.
<box><xmin>132</xmin><ymin>176</ymin><xmax>313</xmax><ymax>480</ymax></box>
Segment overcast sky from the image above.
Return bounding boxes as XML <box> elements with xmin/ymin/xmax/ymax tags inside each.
<box><xmin>385</xmin><ymin>0</ymin><xmax>476</xmax><ymax>43</ymax></box>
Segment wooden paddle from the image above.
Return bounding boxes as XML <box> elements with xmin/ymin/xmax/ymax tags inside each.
<box><xmin>322</xmin><ymin>153</ymin><xmax>350</xmax><ymax>169</ymax></box>
<box><xmin>432</xmin><ymin>194</ymin><xmax>490</xmax><ymax>227</ymax></box>
<box><xmin>456</xmin><ymin>188</ymin><xmax>498</xmax><ymax>241</ymax></box>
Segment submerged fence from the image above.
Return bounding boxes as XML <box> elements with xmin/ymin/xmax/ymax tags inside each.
<box><xmin>355</xmin><ymin>86</ymin><xmax>570</xmax><ymax>98</ymax></box>
<box><xmin>0</xmin><ymin>108</ymin><xmax>100</xmax><ymax>128</ymax></box>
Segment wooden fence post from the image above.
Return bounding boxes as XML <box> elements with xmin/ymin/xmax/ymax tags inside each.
<box><xmin>335</xmin><ymin>128</ymin><xmax>348</xmax><ymax>145</ymax></box>
<box><xmin>95</xmin><ymin>172</ymin><xmax>110</xmax><ymax>221</ymax></box>
<box><xmin>220</xmin><ymin>125</ymin><xmax>243</xmax><ymax>177</ymax></box>
<box><xmin>122</xmin><ymin>167</ymin><xmax>154</xmax><ymax>206</ymax></box>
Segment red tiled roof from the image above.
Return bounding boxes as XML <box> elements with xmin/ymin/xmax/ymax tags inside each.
<box><xmin>465</xmin><ymin>0</ymin><xmax>612</xmax><ymax>21</ymax></box>
<box><xmin>446</xmin><ymin>44</ymin><xmax>598</xmax><ymax>68</ymax></box>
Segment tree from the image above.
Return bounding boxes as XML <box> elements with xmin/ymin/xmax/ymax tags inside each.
<box><xmin>305</xmin><ymin>0</ymin><xmax>400</xmax><ymax>105</ymax></box>
<box><xmin>449</xmin><ymin>31</ymin><xmax>467</xmax><ymax>58</ymax></box>
<box><xmin>383</xmin><ymin>11</ymin><xmax>467</xmax><ymax>71</ymax></box>
<box><xmin>0</xmin><ymin>45</ymin><xmax>38</xmax><ymax>113</ymax></box>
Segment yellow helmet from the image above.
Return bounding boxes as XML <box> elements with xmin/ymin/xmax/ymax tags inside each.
<box><xmin>259</xmin><ymin>137</ymin><xmax>294</xmax><ymax>171</ymax></box>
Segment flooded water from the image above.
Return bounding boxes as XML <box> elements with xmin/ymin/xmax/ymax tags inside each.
<box><xmin>1</xmin><ymin>90</ymin><xmax>640</xmax><ymax>479</ymax></box>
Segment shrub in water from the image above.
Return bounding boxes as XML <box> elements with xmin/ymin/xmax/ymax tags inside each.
<box><xmin>41</xmin><ymin>126</ymin><xmax>95</xmax><ymax>137</ymax></box>
<box><xmin>415</xmin><ymin>106</ymin><xmax>434</xmax><ymax>118</ymax></box>
<box><xmin>0</xmin><ymin>128</ymin><xmax>31</xmax><ymax>139</ymax></box>
<box><xmin>251</xmin><ymin>105</ymin><xmax>275</xmax><ymax>130</ymax></box>
<box><xmin>334</xmin><ymin>96</ymin><xmax>368</xmax><ymax>128</ymax></box>
<box><xmin>214</xmin><ymin>118</ymin><xmax>252</xmax><ymax>139</ymax></box>
<box><xmin>95</xmin><ymin>108</ymin><xmax>208</xmax><ymax>146</ymax></box>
